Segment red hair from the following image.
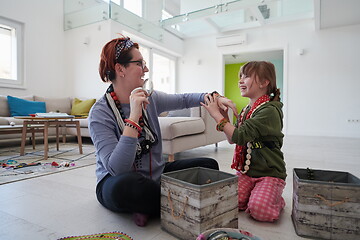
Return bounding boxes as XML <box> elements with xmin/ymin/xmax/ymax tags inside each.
<box><xmin>99</xmin><ymin>37</ymin><xmax>139</xmax><ymax>82</ymax></box>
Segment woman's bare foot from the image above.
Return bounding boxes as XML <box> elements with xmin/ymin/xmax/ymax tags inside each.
<box><xmin>133</xmin><ymin>213</ymin><xmax>149</xmax><ymax>227</ymax></box>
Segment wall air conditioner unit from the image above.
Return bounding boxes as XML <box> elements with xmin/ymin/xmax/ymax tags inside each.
<box><xmin>216</xmin><ymin>34</ymin><xmax>247</xmax><ymax>47</ymax></box>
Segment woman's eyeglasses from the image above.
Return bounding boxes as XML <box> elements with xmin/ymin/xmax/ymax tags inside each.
<box><xmin>127</xmin><ymin>59</ymin><xmax>147</xmax><ymax>70</ymax></box>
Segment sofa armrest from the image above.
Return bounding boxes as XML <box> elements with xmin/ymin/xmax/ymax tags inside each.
<box><xmin>200</xmin><ymin>106</ymin><xmax>233</xmax><ymax>144</ymax></box>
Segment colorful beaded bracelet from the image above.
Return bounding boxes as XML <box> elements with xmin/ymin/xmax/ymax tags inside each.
<box><xmin>216</xmin><ymin>118</ymin><xmax>229</xmax><ymax>132</ymax></box>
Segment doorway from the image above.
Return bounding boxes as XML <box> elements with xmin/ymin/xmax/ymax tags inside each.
<box><xmin>223</xmin><ymin>49</ymin><xmax>287</xmax><ymax>132</ymax></box>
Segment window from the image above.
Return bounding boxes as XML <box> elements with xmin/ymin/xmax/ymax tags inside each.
<box><xmin>124</xmin><ymin>0</ymin><xmax>142</xmax><ymax>17</ymax></box>
<box><xmin>162</xmin><ymin>9</ymin><xmax>172</xmax><ymax>20</ymax></box>
<box><xmin>139</xmin><ymin>46</ymin><xmax>176</xmax><ymax>94</ymax></box>
<box><xmin>152</xmin><ymin>52</ymin><xmax>175</xmax><ymax>93</ymax></box>
<box><xmin>107</xmin><ymin>0</ymin><xmax>142</xmax><ymax>17</ymax></box>
<box><xmin>0</xmin><ymin>17</ymin><xmax>24</xmax><ymax>88</ymax></box>
<box><xmin>110</xmin><ymin>0</ymin><xmax>120</xmax><ymax>5</ymax></box>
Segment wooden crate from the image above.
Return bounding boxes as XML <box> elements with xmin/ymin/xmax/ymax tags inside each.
<box><xmin>292</xmin><ymin>168</ymin><xmax>360</xmax><ymax>240</ymax></box>
<box><xmin>161</xmin><ymin>167</ymin><xmax>238</xmax><ymax>240</ymax></box>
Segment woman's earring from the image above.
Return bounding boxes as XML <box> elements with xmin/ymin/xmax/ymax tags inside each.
<box><xmin>121</xmin><ymin>74</ymin><xmax>125</xmax><ymax>78</ymax></box>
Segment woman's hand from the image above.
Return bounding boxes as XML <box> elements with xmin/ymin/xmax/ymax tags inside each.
<box><xmin>201</xmin><ymin>94</ymin><xmax>223</xmax><ymax>122</ymax></box>
<box><xmin>129</xmin><ymin>88</ymin><xmax>150</xmax><ymax>121</ymax></box>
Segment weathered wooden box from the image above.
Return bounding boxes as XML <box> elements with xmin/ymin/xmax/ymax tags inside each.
<box><xmin>161</xmin><ymin>167</ymin><xmax>238</xmax><ymax>240</ymax></box>
<box><xmin>292</xmin><ymin>168</ymin><xmax>360</xmax><ymax>240</ymax></box>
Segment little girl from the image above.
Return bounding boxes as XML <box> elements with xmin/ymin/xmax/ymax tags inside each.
<box><xmin>202</xmin><ymin>61</ymin><xmax>286</xmax><ymax>222</ymax></box>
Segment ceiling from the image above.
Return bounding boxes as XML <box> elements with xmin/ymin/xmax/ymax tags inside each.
<box><xmin>316</xmin><ymin>0</ymin><xmax>360</xmax><ymax>29</ymax></box>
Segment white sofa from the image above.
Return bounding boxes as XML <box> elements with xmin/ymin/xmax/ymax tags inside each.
<box><xmin>0</xmin><ymin>95</ymin><xmax>229</xmax><ymax>161</ymax></box>
<box><xmin>159</xmin><ymin>106</ymin><xmax>230</xmax><ymax>161</ymax></box>
<box><xmin>0</xmin><ymin>95</ymin><xmax>90</xmax><ymax>144</ymax></box>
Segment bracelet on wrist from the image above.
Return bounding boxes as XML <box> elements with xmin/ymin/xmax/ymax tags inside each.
<box><xmin>124</xmin><ymin>122</ymin><xmax>141</xmax><ymax>137</ymax></box>
<box><xmin>125</xmin><ymin>118</ymin><xmax>142</xmax><ymax>132</ymax></box>
<box><xmin>216</xmin><ymin>118</ymin><xmax>229</xmax><ymax>132</ymax></box>
<box><xmin>124</xmin><ymin>119</ymin><xmax>142</xmax><ymax>137</ymax></box>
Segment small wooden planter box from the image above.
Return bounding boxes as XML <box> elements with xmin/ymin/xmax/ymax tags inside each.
<box><xmin>161</xmin><ymin>167</ymin><xmax>238</xmax><ymax>240</ymax></box>
<box><xmin>292</xmin><ymin>168</ymin><xmax>360</xmax><ymax>240</ymax></box>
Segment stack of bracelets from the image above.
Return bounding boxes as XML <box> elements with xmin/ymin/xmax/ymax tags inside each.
<box><xmin>124</xmin><ymin>118</ymin><xmax>142</xmax><ymax>137</ymax></box>
<box><xmin>216</xmin><ymin>118</ymin><xmax>229</xmax><ymax>132</ymax></box>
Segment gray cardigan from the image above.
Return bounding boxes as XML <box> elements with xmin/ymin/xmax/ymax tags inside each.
<box><xmin>89</xmin><ymin>90</ymin><xmax>205</xmax><ymax>184</ymax></box>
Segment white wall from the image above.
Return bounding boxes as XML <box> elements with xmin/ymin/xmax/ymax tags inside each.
<box><xmin>0</xmin><ymin>0</ymin><xmax>65</xmax><ymax>97</ymax></box>
<box><xmin>178</xmin><ymin>37</ymin><xmax>223</xmax><ymax>93</ymax></box>
<box><xmin>178</xmin><ymin>21</ymin><xmax>360</xmax><ymax>138</ymax></box>
<box><xmin>64</xmin><ymin>21</ymin><xmax>111</xmax><ymax>100</ymax></box>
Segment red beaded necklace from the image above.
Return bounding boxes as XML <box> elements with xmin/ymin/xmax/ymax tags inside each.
<box><xmin>108</xmin><ymin>88</ymin><xmax>145</xmax><ymax>127</ymax></box>
<box><xmin>105</xmin><ymin>85</ymin><xmax>158</xmax><ymax>160</ymax></box>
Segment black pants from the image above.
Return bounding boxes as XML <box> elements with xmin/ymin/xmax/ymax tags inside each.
<box><xmin>96</xmin><ymin>157</ymin><xmax>219</xmax><ymax>216</ymax></box>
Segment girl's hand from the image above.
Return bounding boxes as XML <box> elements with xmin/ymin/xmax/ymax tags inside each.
<box><xmin>201</xmin><ymin>94</ymin><xmax>223</xmax><ymax>121</ymax></box>
<box><xmin>217</xmin><ymin>97</ymin><xmax>238</xmax><ymax>117</ymax></box>
<box><xmin>129</xmin><ymin>88</ymin><xmax>150</xmax><ymax>121</ymax></box>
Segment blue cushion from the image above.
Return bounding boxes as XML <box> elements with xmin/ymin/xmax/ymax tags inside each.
<box><xmin>7</xmin><ymin>96</ymin><xmax>46</xmax><ymax>116</ymax></box>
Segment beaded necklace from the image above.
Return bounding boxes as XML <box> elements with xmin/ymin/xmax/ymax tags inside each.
<box><xmin>231</xmin><ymin>95</ymin><xmax>270</xmax><ymax>174</ymax></box>
<box><xmin>105</xmin><ymin>85</ymin><xmax>158</xmax><ymax>161</ymax></box>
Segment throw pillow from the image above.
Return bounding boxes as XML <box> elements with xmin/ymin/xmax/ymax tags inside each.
<box><xmin>7</xmin><ymin>95</ymin><xmax>46</xmax><ymax>117</ymax></box>
<box><xmin>71</xmin><ymin>98</ymin><xmax>96</xmax><ymax>116</ymax></box>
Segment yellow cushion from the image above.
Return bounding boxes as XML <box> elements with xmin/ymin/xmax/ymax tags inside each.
<box><xmin>71</xmin><ymin>98</ymin><xmax>96</xmax><ymax>116</ymax></box>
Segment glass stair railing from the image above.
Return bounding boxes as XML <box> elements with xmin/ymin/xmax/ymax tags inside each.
<box><xmin>64</xmin><ymin>0</ymin><xmax>314</xmax><ymax>40</ymax></box>
<box><xmin>160</xmin><ymin>0</ymin><xmax>314</xmax><ymax>38</ymax></box>
<box><xmin>64</xmin><ymin>0</ymin><xmax>165</xmax><ymax>42</ymax></box>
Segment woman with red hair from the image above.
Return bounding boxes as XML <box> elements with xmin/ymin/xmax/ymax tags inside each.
<box><xmin>89</xmin><ymin>37</ymin><xmax>224</xmax><ymax>227</ymax></box>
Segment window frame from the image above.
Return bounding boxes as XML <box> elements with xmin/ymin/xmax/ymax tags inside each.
<box><xmin>0</xmin><ymin>16</ymin><xmax>24</xmax><ymax>89</ymax></box>
<box><xmin>139</xmin><ymin>44</ymin><xmax>177</xmax><ymax>94</ymax></box>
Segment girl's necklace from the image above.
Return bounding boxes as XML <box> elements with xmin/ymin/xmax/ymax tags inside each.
<box><xmin>233</xmin><ymin>95</ymin><xmax>270</xmax><ymax>174</ymax></box>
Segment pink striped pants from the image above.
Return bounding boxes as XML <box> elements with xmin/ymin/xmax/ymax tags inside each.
<box><xmin>237</xmin><ymin>172</ymin><xmax>286</xmax><ymax>222</ymax></box>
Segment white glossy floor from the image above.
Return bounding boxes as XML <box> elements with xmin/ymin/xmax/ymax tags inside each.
<box><xmin>0</xmin><ymin>135</ymin><xmax>359</xmax><ymax>240</ymax></box>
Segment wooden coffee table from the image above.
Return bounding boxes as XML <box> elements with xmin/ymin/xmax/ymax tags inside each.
<box><xmin>15</xmin><ymin>117</ymin><xmax>83</xmax><ymax>160</ymax></box>
<box><xmin>0</xmin><ymin>124</ymin><xmax>44</xmax><ymax>149</ymax></box>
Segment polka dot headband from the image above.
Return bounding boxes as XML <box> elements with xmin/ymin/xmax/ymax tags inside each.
<box><xmin>115</xmin><ymin>38</ymin><xmax>134</xmax><ymax>61</ymax></box>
